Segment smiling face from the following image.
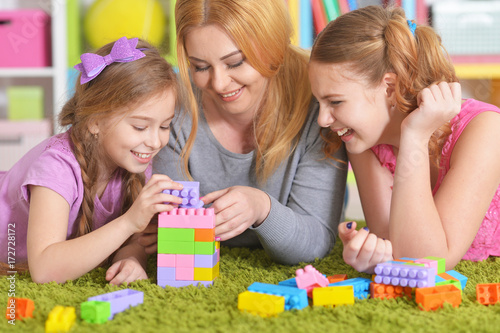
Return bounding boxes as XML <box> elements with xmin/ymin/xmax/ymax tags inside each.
<box><xmin>93</xmin><ymin>88</ymin><xmax>176</xmax><ymax>176</ymax></box>
<box><xmin>184</xmin><ymin>24</ymin><xmax>269</xmax><ymax>118</ymax></box>
<box><xmin>309</xmin><ymin>61</ymin><xmax>398</xmax><ymax>154</ymax></box>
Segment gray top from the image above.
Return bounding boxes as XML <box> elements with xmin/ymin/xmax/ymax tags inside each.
<box><xmin>153</xmin><ymin>101</ymin><xmax>347</xmax><ymax>265</ymax></box>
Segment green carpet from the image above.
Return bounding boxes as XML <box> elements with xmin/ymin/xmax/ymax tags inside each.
<box><xmin>2</xmin><ymin>230</ymin><xmax>500</xmax><ymax>333</ymax></box>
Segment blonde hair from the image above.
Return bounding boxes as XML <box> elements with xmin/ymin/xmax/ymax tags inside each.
<box><xmin>311</xmin><ymin>6</ymin><xmax>458</xmax><ymax>165</ymax></box>
<box><xmin>59</xmin><ymin>39</ymin><xmax>178</xmax><ymax>237</ymax></box>
<box><xmin>175</xmin><ymin>0</ymin><xmax>314</xmax><ymax>183</ymax></box>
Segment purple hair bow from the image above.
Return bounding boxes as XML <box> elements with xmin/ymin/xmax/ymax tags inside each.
<box><xmin>74</xmin><ymin>37</ymin><xmax>146</xmax><ymax>84</ymax></box>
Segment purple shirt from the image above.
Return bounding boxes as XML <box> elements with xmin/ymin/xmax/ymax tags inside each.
<box><xmin>0</xmin><ymin>131</ymin><xmax>124</xmax><ymax>263</ymax></box>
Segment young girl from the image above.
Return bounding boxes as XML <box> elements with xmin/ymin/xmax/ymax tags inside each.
<box><xmin>309</xmin><ymin>6</ymin><xmax>500</xmax><ymax>273</ymax></box>
<box><xmin>0</xmin><ymin>37</ymin><xmax>184</xmax><ymax>284</ymax></box>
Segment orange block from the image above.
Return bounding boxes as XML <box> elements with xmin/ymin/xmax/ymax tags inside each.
<box><xmin>5</xmin><ymin>297</ymin><xmax>34</xmax><ymax>320</ymax></box>
<box><xmin>327</xmin><ymin>274</ymin><xmax>348</xmax><ymax>284</ymax></box>
<box><xmin>370</xmin><ymin>283</ymin><xmax>413</xmax><ymax>300</ymax></box>
<box><xmin>416</xmin><ymin>285</ymin><xmax>461</xmax><ymax>311</ymax></box>
<box><xmin>195</xmin><ymin>228</ymin><xmax>215</xmax><ymax>242</ymax></box>
<box><xmin>476</xmin><ymin>283</ymin><xmax>500</xmax><ymax>305</ymax></box>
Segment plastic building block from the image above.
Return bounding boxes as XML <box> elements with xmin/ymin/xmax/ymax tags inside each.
<box><xmin>435</xmin><ymin>279</ymin><xmax>462</xmax><ymax>294</ymax></box>
<box><xmin>278</xmin><ymin>277</ymin><xmax>298</xmax><ymax>288</ymax></box>
<box><xmin>194</xmin><ymin>250</ymin><xmax>219</xmax><ymax>268</ymax></box>
<box><xmin>415</xmin><ymin>285</ymin><xmax>461</xmax><ymax>311</ymax></box>
<box><xmin>374</xmin><ymin>262</ymin><xmax>435</xmax><ymax>288</ymax></box>
<box><xmin>158</xmin><ymin>228</ymin><xmax>195</xmax><ymax>242</ymax></box>
<box><xmin>238</xmin><ymin>291</ymin><xmax>285</xmax><ymax>317</ymax></box>
<box><xmin>176</xmin><ymin>254</ymin><xmax>195</xmax><ymax>268</ymax></box>
<box><xmin>176</xmin><ymin>267</ymin><xmax>194</xmax><ymax>281</ymax></box>
<box><xmin>312</xmin><ymin>286</ymin><xmax>355</xmax><ymax>307</ymax></box>
<box><xmin>247</xmin><ymin>282</ymin><xmax>308</xmax><ymax>310</ymax></box>
<box><xmin>87</xmin><ymin>289</ymin><xmax>143</xmax><ymax>320</ymax></box>
<box><xmin>295</xmin><ymin>265</ymin><xmax>329</xmax><ymax>295</ymax></box>
<box><xmin>158</xmin><ymin>280</ymin><xmax>214</xmax><ymax>288</ymax></box>
<box><xmin>414</xmin><ymin>258</ymin><xmax>439</xmax><ymax>275</ymax></box>
<box><xmin>158</xmin><ymin>254</ymin><xmax>176</xmax><ymax>267</ymax></box>
<box><xmin>45</xmin><ymin>306</ymin><xmax>76</xmax><ymax>333</ymax></box>
<box><xmin>330</xmin><ymin>277</ymin><xmax>371</xmax><ymax>299</ymax></box>
<box><xmin>158</xmin><ymin>208</ymin><xmax>215</xmax><ymax>229</ymax></box>
<box><xmin>327</xmin><ymin>274</ymin><xmax>348</xmax><ymax>284</ymax></box>
<box><xmin>5</xmin><ymin>297</ymin><xmax>34</xmax><ymax>320</ymax></box>
<box><xmin>476</xmin><ymin>283</ymin><xmax>500</xmax><ymax>305</ymax></box>
<box><xmin>158</xmin><ymin>240</ymin><xmax>195</xmax><ymax>255</ymax></box>
<box><xmin>163</xmin><ymin>181</ymin><xmax>203</xmax><ymax>208</ymax></box>
<box><xmin>195</xmin><ymin>228</ymin><xmax>215</xmax><ymax>242</ymax></box>
<box><xmin>441</xmin><ymin>270</ymin><xmax>467</xmax><ymax>290</ymax></box>
<box><xmin>80</xmin><ymin>301</ymin><xmax>111</xmax><ymax>324</ymax></box>
<box><xmin>370</xmin><ymin>283</ymin><xmax>413</xmax><ymax>300</ymax></box>
<box><xmin>194</xmin><ymin>263</ymin><xmax>220</xmax><ymax>281</ymax></box>
<box><xmin>423</xmin><ymin>256</ymin><xmax>446</xmax><ymax>274</ymax></box>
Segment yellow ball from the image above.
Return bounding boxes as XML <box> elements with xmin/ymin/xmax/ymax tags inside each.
<box><xmin>84</xmin><ymin>0</ymin><xmax>166</xmax><ymax>49</ymax></box>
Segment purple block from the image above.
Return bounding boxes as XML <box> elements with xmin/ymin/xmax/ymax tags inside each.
<box><xmin>157</xmin><ymin>267</ymin><xmax>176</xmax><ymax>280</ymax></box>
<box><xmin>157</xmin><ymin>280</ymin><xmax>214</xmax><ymax>288</ymax></box>
<box><xmin>163</xmin><ymin>181</ymin><xmax>203</xmax><ymax>208</ymax></box>
<box><xmin>88</xmin><ymin>289</ymin><xmax>143</xmax><ymax>319</ymax></box>
<box><xmin>194</xmin><ymin>250</ymin><xmax>219</xmax><ymax>268</ymax></box>
<box><xmin>374</xmin><ymin>262</ymin><xmax>435</xmax><ymax>288</ymax></box>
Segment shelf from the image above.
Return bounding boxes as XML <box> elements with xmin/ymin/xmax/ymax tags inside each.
<box><xmin>0</xmin><ymin>68</ymin><xmax>57</xmax><ymax>78</ymax></box>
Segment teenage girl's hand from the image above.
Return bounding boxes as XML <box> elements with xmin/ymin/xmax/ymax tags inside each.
<box><xmin>105</xmin><ymin>257</ymin><xmax>148</xmax><ymax>285</ymax></box>
<box><xmin>123</xmin><ymin>174</ymin><xmax>184</xmax><ymax>234</ymax></box>
<box><xmin>138</xmin><ymin>218</ymin><xmax>158</xmax><ymax>255</ymax></box>
<box><xmin>201</xmin><ymin>186</ymin><xmax>271</xmax><ymax>241</ymax></box>
<box><xmin>338</xmin><ymin>221</ymin><xmax>393</xmax><ymax>274</ymax></box>
<box><xmin>402</xmin><ymin>82</ymin><xmax>461</xmax><ymax>138</ymax></box>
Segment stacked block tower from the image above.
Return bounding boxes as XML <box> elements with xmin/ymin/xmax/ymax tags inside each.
<box><xmin>157</xmin><ymin>181</ymin><xmax>220</xmax><ymax>288</ymax></box>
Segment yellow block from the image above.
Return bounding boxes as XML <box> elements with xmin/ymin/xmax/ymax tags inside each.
<box><xmin>313</xmin><ymin>286</ymin><xmax>355</xmax><ymax>307</ymax></box>
<box><xmin>45</xmin><ymin>306</ymin><xmax>76</xmax><ymax>333</ymax></box>
<box><xmin>237</xmin><ymin>291</ymin><xmax>285</xmax><ymax>317</ymax></box>
<box><xmin>194</xmin><ymin>262</ymin><xmax>219</xmax><ymax>281</ymax></box>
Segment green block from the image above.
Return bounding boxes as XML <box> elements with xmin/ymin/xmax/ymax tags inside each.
<box><xmin>158</xmin><ymin>228</ymin><xmax>194</xmax><ymax>242</ymax></box>
<box><xmin>194</xmin><ymin>241</ymin><xmax>215</xmax><ymax>255</ymax></box>
<box><xmin>423</xmin><ymin>256</ymin><xmax>446</xmax><ymax>274</ymax></box>
<box><xmin>80</xmin><ymin>301</ymin><xmax>110</xmax><ymax>324</ymax></box>
<box><xmin>158</xmin><ymin>241</ymin><xmax>195</xmax><ymax>254</ymax></box>
<box><xmin>7</xmin><ymin>86</ymin><xmax>44</xmax><ymax>120</ymax></box>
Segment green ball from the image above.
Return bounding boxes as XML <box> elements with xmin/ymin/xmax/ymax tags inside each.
<box><xmin>84</xmin><ymin>0</ymin><xmax>166</xmax><ymax>49</ymax></box>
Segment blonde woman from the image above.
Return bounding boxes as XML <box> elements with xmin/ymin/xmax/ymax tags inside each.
<box><xmin>152</xmin><ymin>0</ymin><xmax>347</xmax><ymax>264</ymax></box>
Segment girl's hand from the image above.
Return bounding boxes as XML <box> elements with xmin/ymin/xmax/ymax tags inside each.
<box><xmin>105</xmin><ymin>257</ymin><xmax>148</xmax><ymax>285</ymax></box>
<box><xmin>402</xmin><ymin>82</ymin><xmax>461</xmax><ymax>138</ymax></box>
<box><xmin>123</xmin><ymin>174</ymin><xmax>184</xmax><ymax>234</ymax></box>
<box><xmin>202</xmin><ymin>186</ymin><xmax>271</xmax><ymax>241</ymax></box>
<box><xmin>338</xmin><ymin>221</ymin><xmax>393</xmax><ymax>274</ymax></box>
<box><xmin>138</xmin><ymin>219</ymin><xmax>158</xmax><ymax>255</ymax></box>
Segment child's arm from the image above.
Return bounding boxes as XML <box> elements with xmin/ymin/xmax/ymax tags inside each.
<box><xmin>390</xmin><ymin>83</ymin><xmax>500</xmax><ymax>269</ymax></box>
<box><xmin>105</xmin><ymin>233</ymin><xmax>148</xmax><ymax>285</ymax></box>
<box><xmin>27</xmin><ymin>174</ymin><xmax>183</xmax><ymax>283</ymax></box>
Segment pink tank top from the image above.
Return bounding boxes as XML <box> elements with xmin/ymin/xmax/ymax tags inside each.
<box><xmin>371</xmin><ymin>99</ymin><xmax>500</xmax><ymax>261</ymax></box>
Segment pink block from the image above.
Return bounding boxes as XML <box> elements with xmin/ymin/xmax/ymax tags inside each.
<box><xmin>158</xmin><ymin>208</ymin><xmax>215</xmax><ymax>229</ymax></box>
<box><xmin>176</xmin><ymin>267</ymin><xmax>194</xmax><ymax>281</ymax></box>
<box><xmin>176</xmin><ymin>255</ymin><xmax>194</xmax><ymax>268</ymax></box>
<box><xmin>158</xmin><ymin>254</ymin><xmax>176</xmax><ymax>267</ymax></box>
<box><xmin>295</xmin><ymin>265</ymin><xmax>329</xmax><ymax>291</ymax></box>
<box><xmin>415</xmin><ymin>259</ymin><xmax>438</xmax><ymax>275</ymax></box>
<box><xmin>0</xmin><ymin>10</ymin><xmax>51</xmax><ymax>67</ymax></box>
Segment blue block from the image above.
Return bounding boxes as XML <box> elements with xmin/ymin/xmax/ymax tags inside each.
<box><xmin>445</xmin><ymin>270</ymin><xmax>468</xmax><ymax>290</ymax></box>
<box><xmin>247</xmin><ymin>282</ymin><xmax>308</xmax><ymax>310</ymax></box>
<box><xmin>330</xmin><ymin>277</ymin><xmax>372</xmax><ymax>299</ymax></box>
<box><xmin>278</xmin><ymin>277</ymin><xmax>297</xmax><ymax>288</ymax></box>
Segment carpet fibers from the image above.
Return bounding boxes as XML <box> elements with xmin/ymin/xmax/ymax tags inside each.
<box><xmin>2</xmin><ymin>234</ymin><xmax>500</xmax><ymax>333</ymax></box>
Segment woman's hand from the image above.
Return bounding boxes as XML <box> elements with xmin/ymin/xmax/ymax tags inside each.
<box><xmin>402</xmin><ymin>82</ymin><xmax>461</xmax><ymax>138</ymax></box>
<box><xmin>106</xmin><ymin>257</ymin><xmax>148</xmax><ymax>285</ymax></box>
<box><xmin>338</xmin><ymin>221</ymin><xmax>393</xmax><ymax>274</ymax></box>
<box><xmin>202</xmin><ymin>186</ymin><xmax>271</xmax><ymax>241</ymax></box>
<box><xmin>123</xmin><ymin>174</ymin><xmax>183</xmax><ymax>234</ymax></box>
